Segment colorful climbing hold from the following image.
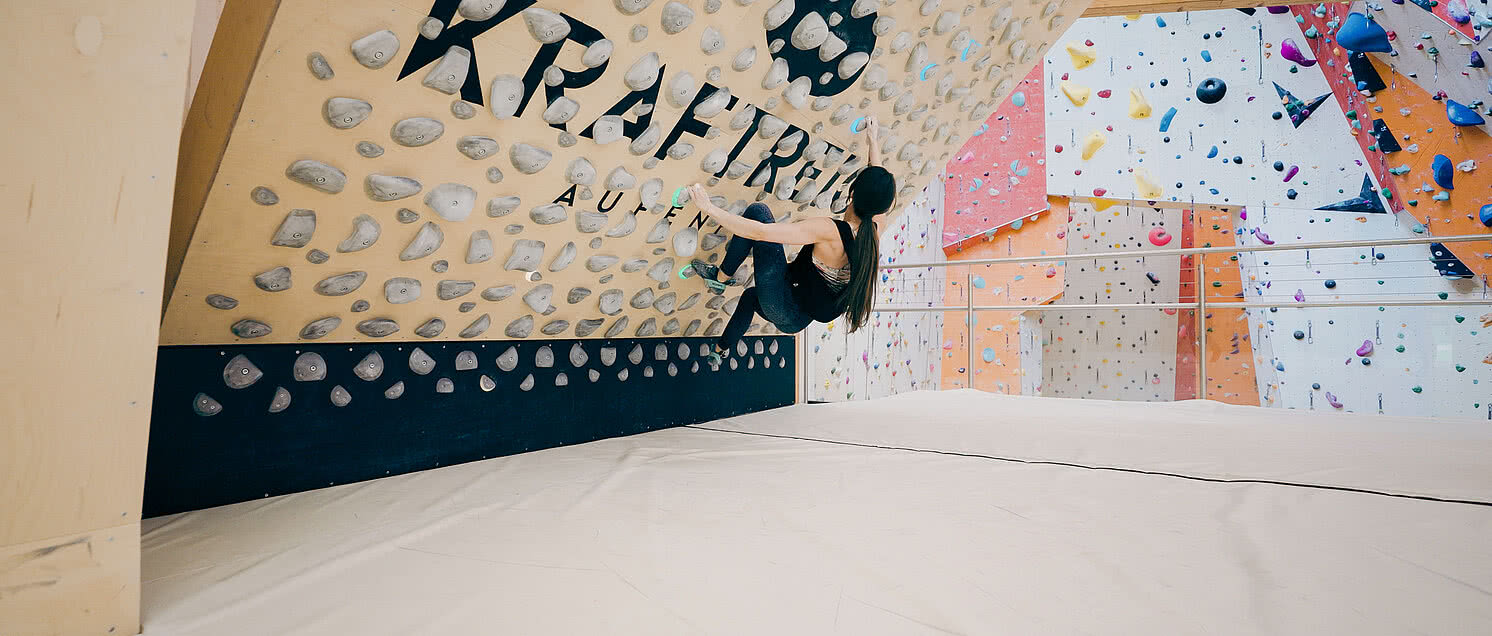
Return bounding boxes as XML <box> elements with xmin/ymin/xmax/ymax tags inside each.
<box><xmin>1147</xmin><ymin>226</ymin><xmax>1172</xmax><ymax>246</ymax></box>
<box><xmin>1134</xmin><ymin>168</ymin><xmax>1163</xmax><ymax>199</ymax></box>
<box><xmin>1431</xmin><ymin>154</ymin><xmax>1454</xmax><ymax>189</ymax></box>
<box><xmin>1066</xmin><ymin>41</ymin><xmax>1097</xmax><ymax>69</ymax></box>
<box><xmin>1158</xmin><ymin>107</ymin><xmax>1178</xmax><ymax>132</ymax></box>
<box><xmin>1128</xmin><ymin>88</ymin><xmax>1152</xmax><ymax>118</ymax></box>
<box><xmin>1081</xmin><ymin>131</ymin><xmax>1107</xmax><ymax>160</ymax></box>
<box><xmin>1279</xmin><ymin>38</ymin><xmax>1317</xmax><ymax>67</ymax></box>
<box><xmin>1336</xmin><ymin>13</ymin><xmax>1392</xmax><ymax>53</ymax></box>
<box><xmin>1196</xmin><ymin>77</ymin><xmax>1227</xmax><ymax>104</ymax></box>
<box><xmin>1060</xmin><ymin>80</ymin><xmax>1091</xmax><ymax>106</ymax></box>
<box><xmin>1445</xmin><ymin>99</ymin><xmax>1486</xmax><ymax>126</ymax></box>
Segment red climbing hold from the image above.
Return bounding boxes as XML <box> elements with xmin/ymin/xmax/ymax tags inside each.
<box><xmin>1093</xmin><ymin>187</ymin><xmax>1107</xmax><ymax>196</ymax></box>
<box><xmin>1148</xmin><ymin>226</ymin><xmax>1172</xmax><ymax>246</ymax></box>
<box><xmin>1097</xmin><ymin>89</ymin><xmax>1112</xmax><ymax>98</ymax></box>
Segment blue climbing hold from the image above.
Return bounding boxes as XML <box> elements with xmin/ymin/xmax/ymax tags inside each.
<box><xmin>1156</xmin><ymin>16</ymin><xmax>1166</xmax><ymax>27</ymax></box>
<box><xmin>1336</xmin><ymin>12</ymin><xmax>1392</xmax><ymax>53</ymax></box>
<box><xmin>1011</xmin><ymin>91</ymin><xmax>1026</xmax><ymax>108</ymax></box>
<box><xmin>1480</xmin><ymin>204</ymin><xmax>1492</xmax><ymax>228</ymax></box>
<box><xmin>1445</xmin><ymin>99</ymin><xmax>1486</xmax><ymax>127</ymax></box>
<box><xmin>972</xmin><ymin>276</ymin><xmax>986</xmax><ymax>289</ymax></box>
<box><xmin>1159</xmin><ymin>107</ymin><xmax>1178</xmax><ymax>132</ymax></box>
<box><xmin>1431</xmin><ymin>154</ymin><xmax>1455</xmax><ymax>190</ymax></box>
<box><xmin>919</xmin><ymin>63</ymin><xmax>938</xmax><ymax>80</ymax></box>
<box><xmin>1200</xmin><ymin>50</ymin><xmax>1212</xmax><ymax>62</ymax></box>
<box><xmin>1207</xmin><ymin>145</ymin><xmax>1218</xmax><ymax>159</ymax></box>
<box><xmin>982</xmin><ymin>348</ymin><xmax>996</xmax><ymax>363</ymax></box>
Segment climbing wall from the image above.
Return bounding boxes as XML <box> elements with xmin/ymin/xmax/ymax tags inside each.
<box><xmin>1238</xmin><ymin>206</ymin><xmax>1490</xmax><ymax>418</ymax></box>
<box><xmin>939</xmin><ymin>196</ymin><xmax>1066</xmax><ymax>391</ymax></box>
<box><xmin>805</xmin><ymin>179</ymin><xmax>944</xmax><ymax>401</ymax></box>
<box><xmin>1045</xmin><ymin>10</ymin><xmax>1392</xmax><ymax>210</ymax></box>
<box><xmin>1292</xmin><ymin>2</ymin><xmax>1492</xmax><ymax>278</ymax></box>
<box><xmin>1040</xmin><ymin>199</ymin><xmax>1183</xmax><ymax>400</ymax></box>
<box><xmin>162</xmin><ymin>0</ymin><xmax>1087</xmax><ymax>346</ymax></box>
<box><xmin>941</xmin><ymin>62</ymin><xmax>1049</xmax><ymax>249</ymax></box>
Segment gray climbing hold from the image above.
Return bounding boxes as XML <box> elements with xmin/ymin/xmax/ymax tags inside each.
<box><xmin>223</xmin><ymin>354</ymin><xmax>263</xmax><ymax>390</ymax></box>
<box><xmin>541</xmin><ymin>320</ymin><xmax>570</xmax><ymax>335</ymax></box>
<box><xmin>585</xmin><ymin>254</ymin><xmax>620</xmax><ymax>273</ymax></box>
<box><xmin>192</xmin><ymin>393</ymin><xmax>223</xmax><ymax>417</ymax></box>
<box><xmin>576</xmin><ymin>318</ymin><xmax>605</xmax><ymax>337</ymax></box>
<box><xmin>437</xmin><ymin>279</ymin><xmax>475</xmax><ymax>300</ymax></box>
<box><xmin>678</xmin><ymin>292</ymin><xmax>701</xmax><ymax>311</ymax></box>
<box><xmin>270</xmin><ymin>209</ymin><xmax>316</xmax><ymax>248</ymax></box>
<box><xmin>384</xmin><ymin>277</ymin><xmax>421</xmax><ymax>304</ymax></box>
<box><xmin>487</xmin><ymin>196</ymin><xmax>520</xmax><ymax>218</ymax></box>
<box><xmin>666</xmin><ymin>143</ymin><xmax>694</xmax><ymax>159</ymax></box>
<box><xmin>653</xmin><ymin>292</ymin><xmax>677</xmax><ymax>314</ymax></box>
<box><xmin>599</xmin><ymin>347</ymin><xmax>618</xmax><ymax>366</ymax></box>
<box><xmin>542</xmin><ymin>96</ymin><xmax>579</xmax><ymax>125</ymax></box>
<box><xmin>254</xmin><ymin>266</ymin><xmax>292</xmax><ymax>292</ymax></box>
<box><xmin>250</xmin><ymin>186</ymin><xmax>280</xmax><ymax>207</ymax></box>
<box><xmin>456</xmin><ymin>136</ymin><xmax>498</xmax><ymax>160</ymax></box>
<box><xmin>762</xmin><ymin>57</ymin><xmax>789</xmax><ymax>90</ymax></box>
<box><xmin>533</xmin><ymin>344</ymin><xmax>556</xmax><ymax>368</ymax></box>
<box><xmin>307</xmin><ymin>249</ymin><xmax>330</xmax><ymax>264</ymax></box>
<box><xmin>575</xmin><ymin>211</ymin><xmax>608</xmax><ymax>234</ymax></box>
<box><xmin>521</xmin><ymin>7</ymin><xmax>570</xmax><ymax>43</ymax></box>
<box><xmin>505</xmin><ymin>315</ymin><xmax>534</xmax><ymax>338</ymax></box>
<box><xmin>262</xmin><ymin>386</ymin><xmax>290</xmax><ymax>414</ymax></box>
<box><xmin>422</xmin><ymin>46</ymin><xmax>470</xmax><ymax>94</ymax></box>
<box><xmin>432</xmin><ymin>260</ymin><xmax>449</xmax><ymax>273</ymax></box>
<box><xmin>205</xmin><ymin>294</ymin><xmax>238</xmax><ymax>310</ymax></box>
<box><xmin>646</xmin><ymin>257</ymin><xmax>675</xmax><ymax>282</ymax></box>
<box><xmin>673</xmin><ymin>227</ymin><xmax>698</xmax><ymax>258</ymax></box>
<box><xmin>479</xmin><ymin>375</ymin><xmax>495</xmax><ymax>391</ymax></box>
<box><xmin>334</xmin><ymin>214</ymin><xmax>380</xmax><ymax>253</ymax></box>
<box><xmin>565</xmin><ymin>286</ymin><xmax>593</xmax><ymax>304</ymax></box>
<box><xmin>694</xmin><ymin>89</ymin><xmax>730</xmax><ymax>120</ymax></box>
<box><xmin>307</xmin><ymin>52</ymin><xmax>334</xmax><ymax>80</ymax></box>
<box><xmin>324</xmin><ymin>97</ymin><xmax>372</xmax><ymax>129</ymax></box>
<box><xmin>624</xmin><ymin>52</ymin><xmax>661</xmax><ymax>91</ymax></box>
<box><xmin>415</xmin><ymin>318</ymin><xmax>445</xmax><ymax>338</ymax></box>
<box><xmin>629</xmin><ymin>122</ymin><xmax>661</xmax><ymax>155</ymax></box>
<box><xmin>790</xmin><ymin>11</ymin><xmax>829</xmax><ymax>50</ymax></box>
<box><xmin>509</xmin><ymin>143</ymin><xmax>553</xmax><ymax>174</ymax></box>
<box><xmin>353</xmin><ymin>352</ymin><xmax>384</xmax><ymax>381</ymax></box>
<box><xmin>655</xmin><ymin>343</ymin><xmax>669</xmax><ymax>362</ymax></box>
<box><xmin>518</xmin><ymin>374</ymin><xmax>535</xmax><ymax>391</ymax></box>
<box><xmin>481</xmin><ymin>285</ymin><xmax>515</xmax><ymax>302</ymax></box>
<box><xmin>706</xmin><ymin>296</ymin><xmax>724</xmax><ymax>311</ymax></box>
<box><xmin>635</xmin><ymin>317</ymin><xmax>657</xmax><ymax>336</ymax></box>
<box><xmin>392</xmin><ymin>209</ymin><xmax>418</xmax><ymax>226</ymax></box>
<box><xmin>351</xmin><ymin>30</ymin><xmax>399</xmax><ymax>69</ymax></box>
<box><xmin>423</xmin><ymin>183</ymin><xmax>475</xmax><ymax>222</ymax></box>
<box><xmin>434</xmin><ymin>378</ymin><xmax>454</xmax><ymax>393</ymax></box>
<box><xmin>684</xmin><ymin>319</ymin><xmax>702</xmax><ymax>336</ymax></box>
<box><xmin>782</xmin><ymin>76</ymin><xmax>811</xmax><ymax>109</ymax></box>
<box><xmin>453</xmin><ymin>350</ymin><xmax>478</xmax><ymax>371</ymax></box>
<box><xmin>600</xmin><ymin>169</ymin><xmax>635</xmax><ymax>195</ymax></box>
<box><xmin>630</xmin><ymin>287</ymin><xmax>655</xmax><ymax>309</ymax></box>
<box><xmin>523</xmin><ymin>284</ymin><xmax>553</xmax><ymax>313</ymax></box>
<box><xmin>356</xmin><ymin>141</ymin><xmax>384</xmax><ymax>158</ymax></box>
<box><xmin>598</xmin><ymin>289</ymin><xmax>624</xmax><ymax>315</ymax></box>
<box><xmin>459</xmin><ymin>231</ymin><xmax>492</xmax><ymax>266</ymax></box>
<box><xmin>460</xmin><ymin>313</ymin><xmax>490</xmax><ymax>338</ymax></box>
<box><xmin>705</xmin><ymin>318</ymin><xmax>723</xmax><ymax>336</ymax></box>
<box><xmin>617</xmin><ymin>259</ymin><xmax>646</xmax><ymax>274</ymax></box>
<box><xmin>631</xmin><ymin>24</ymin><xmax>648</xmax><ymax>42</ymax></box>
<box><xmin>328</xmin><ymin>384</ymin><xmax>352</xmax><ymax>406</ymax></box>
<box><xmin>592</xmin><ymin>115</ymin><xmax>625</xmax><ymax>145</ymax></box>
<box><xmin>409</xmin><ymin>347</ymin><xmax>436</xmax><ymax>374</ymax></box>
<box><xmin>505</xmin><ymin>239</ymin><xmax>544</xmax><ymax>271</ymax></box>
<box><xmin>397</xmin><ymin>222</ymin><xmax>443</xmax><ymax>262</ymax></box>
<box><xmin>582</xmin><ymin>39</ymin><xmax>614</xmax><ymax>69</ymax></box>
<box><xmin>666</xmin><ymin>70</ymin><xmax>697</xmax><ymax>109</ymax></box>
<box><xmin>300</xmin><ymin>316</ymin><xmax>341</xmax><ymax>340</ymax></box>
<box><xmin>488</xmin><ymin>74</ymin><xmax>524</xmax><ymax>119</ymax></box>
<box><xmin>699</xmin><ymin>233</ymin><xmax>726</xmax><ymax>251</ymax></box>
<box><xmin>365</xmin><ymin>174</ymin><xmax>422</xmax><ymax>202</ymax></box>
<box><xmin>294</xmin><ymin>352</ymin><xmax>327</xmax><ymax>382</ymax></box>
<box><xmin>384</xmin><ymin>381</ymin><xmax>405</xmax><ymax>399</ymax></box>
<box><xmin>659</xmin><ymin>1</ymin><xmax>694</xmax><ymax>34</ymax></box>
<box><xmin>616</xmin><ymin>368</ymin><xmax>630</xmax><ymax>381</ymax></box>
<box><xmin>458</xmin><ymin>0</ymin><xmax>503</xmax><ymax>20</ymax></box>
<box><xmin>419</xmin><ymin>16</ymin><xmax>444</xmax><ymax>39</ymax></box>
<box><xmin>529</xmin><ymin>203</ymin><xmax>567</xmax><ymax>225</ymax></box>
<box><xmin>231</xmin><ymin>319</ymin><xmax>272</xmax><ymax>339</ymax></box>
<box><xmin>645</xmin><ymin>218</ymin><xmax>671</xmax><ymax>244</ymax></box>
<box><xmin>458</xmin><ymin>302</ymin><xmax>475</xmax><ymax>312</ymax></box>
<box><xmin>356</xmin><ymin>318</ymin><xmax>400</xmax><ymax>337</ymax></box>
<box><xmin>391</xmin><ymin>117</ymin><xmax>444</xmax><ymax>147</ymax></box>
<box><xmin>699</xmin><ymin>148</ymin><xmax>728</xmax><ymax>175</ymax></box>
<box><xmin>538</xmin><ymin>242</ymin><xmax>572</xmax><ymax>273</ymax></box>
<box><xmin>286</xmin><ymin>159</ymin><xmax>346</xmax><ymax>194</ymax></box>
<box><xmin>606</xmin><ymin>316</ymin><xmax>630</xmax><ymax>338</ymax></box>
<box><xmin>551</xmin><ymin>372</ymin><xmax>569</xmax><ymax>387</ymax></box>
<box><xmin>314</xmin><ymin>271</ymin><xmax>366</xmax><ymax>296</ymax></box>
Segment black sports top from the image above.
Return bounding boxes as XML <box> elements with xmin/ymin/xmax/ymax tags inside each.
<box><xmin>788</xmin><ymin>219</ymin><xmax>857</xmax><ymax>323</ymax></box>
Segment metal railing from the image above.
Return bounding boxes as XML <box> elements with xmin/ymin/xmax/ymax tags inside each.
<box><xmin>872</xmin><ymin>233</ymin><xmax>1492</xmax><ymax>397</ymax></box>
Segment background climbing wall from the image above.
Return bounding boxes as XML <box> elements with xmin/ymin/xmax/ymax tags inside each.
<box><xmin>1238</xmin><ymin>207</ymin><xmax>1490</xmax><ymax>418</ymax></box>
<box><xmin>804</xmin><ymin>179</ymin><xmax>944</xmax><ymax>401</ymax></box>
<box><xmin>161</xmin><ymin>0</ymin><xmax>1088</xmax><ymax>346</ymax></box>
<box><xmin>941</xmin><ymin>62</ymin><xmax>1049</xmax><ymax>248</ymax></box>
<box><xmin>939</xmin><ymin>195</ymin><xmax>1066</xmax><ymax>391</ymax></box>
<box><xmin>1040</xmin><ymin>199</ymin><xmax>1184</xmax><ymax>400</ymax></box>
<box><xmin>1293</xmin><ymin>2</ymin><xmax>1492</xmax><ymax>278</ymax></box>
<box><xmin>1045</xmin><ymin>9</ymin><xmax>1393</xmax><ymax>211</ymax></box>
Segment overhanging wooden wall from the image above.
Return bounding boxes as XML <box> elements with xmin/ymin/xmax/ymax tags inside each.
<box><xmin>0</xmin><ymin>2</ymin><xmax>192</xmax><ymax>634</ymax></box>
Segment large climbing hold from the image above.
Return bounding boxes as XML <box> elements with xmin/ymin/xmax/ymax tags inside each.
<box><xmin>1134</xmin><ymin>168</ymin><xmax>1162</xmax><ymax>199</ymax></box>
<box><xmin>1279</xmin><ymin>38</ymin><xmax>1316</xmax><ymax>67</ymax></box>
<box><xmin>1445</xmin><ymin>99</ymin><xmax>1486</xmax><ymax>127</ymax></box>
<box><xmin>1431</xmin><ymin>155</ymin><xmax>1455</xmax><ymax>190</ymax></box>
<box><xmin>1317</xmin><ymin>175</ymin><xmax>1387</xmax><ymax>214</ymax></box>
<box><xmin>1065</xmin><ymin>41</ymin><xmax>1096</xmax><ymax>69</ymax></box>
<box><xmin>1080</xmin><ymin>131</ymin><xmax>1106</xmax><ymax>160</ymax></box>
<box><xmin>1195</xmin><ymin>78</ymin><xmax>1226</xmax><ymax>104</ymax></box>
<box><xmin>1480</xmin><ymin>204</ymin><xmax>1492</xmax><ymax>228</ymax></box>
<box><xmin>1059</xmin><ymin>80</ymin><xmax>1089</xmax><ymax>106</ymax></box>
<box><xmin>350</xmin><ymin>30</ymin><xmax>400</xmax><ymax>69</ymax></box>
<box><xmin>1336</xmin><ymin>13</ymin><xmax>1391</xmax><ymax>53</ymax></box>
<box><xmin>521</xmin><ymin>7</ymin><xmax>570</xmax><ymax>43</ymax></box>
<box><xmin>1128</xmin><ymin>88</ymin><xmax>1151</xmax><ymax>119</ymax></box>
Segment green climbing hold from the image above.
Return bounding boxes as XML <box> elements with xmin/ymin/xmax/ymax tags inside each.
<box><xmin>1455</xmin><ymin>364</ymin><xmax>1466</xmax><ymax>372</ymax></box>
<box><xmin>1455</xmin><ymin>315</ymin><xmax>1465</xmax><ymax>323</ymax></box>
<box><xmin>1395</xmin><ymin>345</ymin><xmax>1405</xmax><ymax>353</ymax></box>
<box><xmin>1438</xmin><ymin>292</ymin><xmax>1449</xmax><ymax>300</ymax></box>
<box><xmin>1411</xmin><ymin>386</ymin><xmax>1423</xmax><ymax>393</ymax></box>
<box><xmin>1212</xmin><ymin>281</ymin><xmax>1223</xmax><ymax>287</ymax></box>
<box><xmin>1381</xmin><ymin>188</ymin><xmax>1393</xmax><ymax>199</ymax></box>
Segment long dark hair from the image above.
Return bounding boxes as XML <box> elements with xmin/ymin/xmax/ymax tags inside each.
<box><xmin>840</xmin><ymin>166</ymin><xmax>895</xmax><ymax>332</ymax></box>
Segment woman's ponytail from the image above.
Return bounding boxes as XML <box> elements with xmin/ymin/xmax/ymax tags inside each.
<box><xmin>839</xmin><ymin>166</ymin><xmax>896</xmax><ymax>333</ymax></box>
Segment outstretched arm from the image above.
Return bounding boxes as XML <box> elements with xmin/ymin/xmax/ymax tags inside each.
<box><xmin>864</xmin><ymin>115</ymin><xmax>882</xmax><ymax>167</ymax></box>
<box><xmin>688</xmin><ymin>184</ymin><xmax>837</xmax><ymax>246</ymax></box>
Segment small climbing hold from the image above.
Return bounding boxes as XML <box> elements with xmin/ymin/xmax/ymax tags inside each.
<box><xmin>306</xmin><ymin>52</ymin><xmax>334</xmax><ymax>80</ymax></box>
<box><xmin>1324</xmin><ymin>279</ymin><xmax>1337</xmax><ymax>289</ymax></box>
<box><xmin>390</xmin><ymin>117</ymin><xmax>444</xmax><ymax>147</ymax></box>
<box><xmin>1293</xmin><ymin>330</ymin><xmax>1305</xmax><ymax>340</ymax></box>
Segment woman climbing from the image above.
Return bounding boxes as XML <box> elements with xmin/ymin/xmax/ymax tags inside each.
<box><xmin>684</xmin><ymin>116</ymin><xmax>896</xmax><ymax>366</ymax></box>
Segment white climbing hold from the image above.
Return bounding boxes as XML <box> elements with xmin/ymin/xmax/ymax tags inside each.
<box><xmin>421</xmin><ymin>46</ymin><xmax>470</xmax><ymax>94</ymax></box>
<box><xmin>458</xmin><ymin>0</ymin><xmax>505</xmax><ymax>21</ymax></box>
<box><xmin>337</xmin><ymin>214</ymin><xmax>380</xmax><ymax>252</ymax></box>
<box><xmin>399</xmin><ymin>222</ymin><xmax>443</xmax><ymax>261</ymax></box>
<box><xmin>489</xmin><ymin>74</ymin><xmax>523</xmax><ymax>119</ymax></box>
<box><xmin>592</xmin><ymin>116</ymin><xmax>625</xmax><ymax>144</ymax></box>
<box><xmin>350</xmin><ymin>30</ymin><xmax>399</xmax><ymax>69</ymax></box>
<box><xmin>659</xmin><ymin>2</ymin><xmax>695</xmax><ymax>34</ymax></box>
<box><xmin>764</xmin><ymin>0</ymin><xmax>795</xmax><ymax>30</ymax></box>
<box><xmin>509</xmin><ymin>143</ymin><xmax>553</xmax><ymax>174</ymax></box>
<box><xmin>566</xmin><ymin>157</ymin><xmax>596</xmax><ymax>185</ymax></box>
<box><xmin>521</xmin><ymin>7</ymin><xmax>570</xmax><ymax>43</ymax></box>
<box><xmin>790</xmin><ymin>12</ymin><xmax>829</xmax><ymax>50</ymax></box>
<box><xmin>323</xmin><ymin>97</ymin><xmax>371</xmax><ymax>129</ymax></box>
<box><xmin>625</xmin><ymin>52</ymin><xmax>661</xmax><ymax>91</ymax></box>
<box><xmin>423</xmin><ymin>183</ymin><xmax>476</xmax><ymax>222</ymax></box>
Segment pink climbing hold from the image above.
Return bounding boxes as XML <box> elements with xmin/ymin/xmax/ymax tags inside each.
<box><xmin>956</xmin><ymin>151</ymin><xmax>974</xmax><ymax>163</ymax></box>
<box><xmin>1148</xmin><ymin>226</ymin><xmax>1172</xmax><ymax>246</ymax></box>
<box><xmin>1279</xmin><ymin>38</ymin><xmax>1317</xmax><ymax>67</ymax></box>
<box><xmin>1283</xmin><ymin>165</ymin><xmax>1299</xmax><ymax>182</ymax></box>
<box><xmin>1355</xmin><ymin>340</ymin><xmax>1373</xmax><ymax>356</ymax></box>
<box><xmin>1325</xmin><ymin>392</ymin><xmax>1343</xmax><ymax>409</ymax></box>
<box><xmin>1093</xmin><ymin>187</ymin><xmax>1107</xmax><ymax>196</ymax></box>
<box><xmin>1253</xmin><ymin>229</ymin><xmax>1275</xmax><ymax>245</ymax></box>
<box><xmin>1294</xmin><ymin>289</ymin><xmax>1305</xmax><ymax>302</ymax></box>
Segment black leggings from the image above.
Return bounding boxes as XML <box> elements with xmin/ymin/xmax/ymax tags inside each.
<box><xmin>718</xmin><ymin>203</ymin><xmax>813</xmax><ymax>352</ymax></box>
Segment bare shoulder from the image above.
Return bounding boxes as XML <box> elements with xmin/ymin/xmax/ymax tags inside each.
<box><xmin>791</xmin><ymin>216</ymin><xmax>840</xmax><ymax>239</ymax></box>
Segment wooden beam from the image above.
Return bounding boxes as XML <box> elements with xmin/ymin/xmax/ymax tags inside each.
<box><xmin>162</xmin><ymin>0</ymin><xmax>282</xmax><ymax>314</ymax></box>
<box><xmin>1082</xmin><ymin>0</ymin><xmax>1313</xmax><ymax>17</ymax></box>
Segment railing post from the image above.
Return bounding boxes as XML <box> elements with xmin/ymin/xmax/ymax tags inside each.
<box><xmin>966</xmin><ymin>270</ymin><xmax>975</xmax><ymax>390</ymax></box>
<box><xmin>1196</xmin><ymin>255</ymin><xmax>1206</xmax><ymax>401</ymax></box>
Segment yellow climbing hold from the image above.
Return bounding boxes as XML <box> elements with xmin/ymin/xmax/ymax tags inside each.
<box><xmin>1092</xmin><ymin>197</ymin><xmax>1118</xmax><ymax>211</ymax></box>
<box><xmin>1134</xmin><ymin>168</ymin><xmax>1163</xmax><ymax>199</ymax></box>
<box><xmin>1081</xmin><ymin>130</ymin><xmax>1107</xmax><ymax>160</ymax></box>
<box><xmin>1065</xmin><ymin>41</ymin><xmax>1096</xmax><ymax>69</ymax></box>
<box><xmin>1128</xmin><ymin>88</ymin><xmax>1152</xmax><ymax>119</ymax></box>
<box><xmin>1059</xmin><ymin>80</ymin><xmax>1090</xmax><ymax>107</ymax></box>
<box><xmin>1124</xmin><ymin>14</ymin><xmax>1141</xmax><ymax>20</ymax></box>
